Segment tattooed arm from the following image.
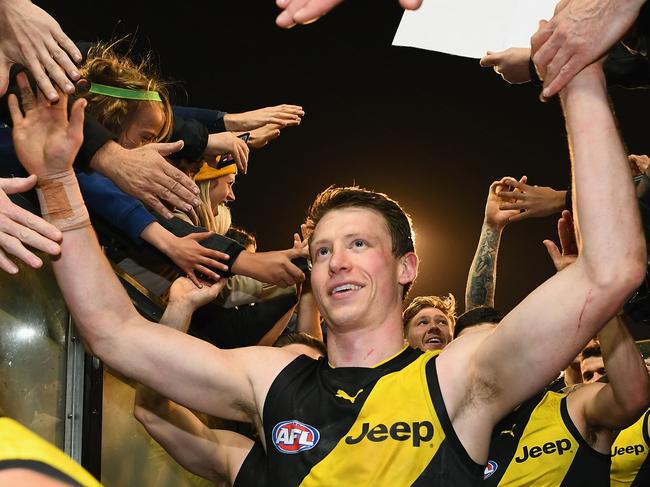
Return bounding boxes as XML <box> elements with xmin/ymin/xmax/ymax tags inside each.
<box><xmin>465</xmin><ymin>178</ymin><xmax>522</xmax><ymax>311</ymax></box>
<box><xmin>465</xmin><ymin>223</ymin><xmax>501</xmax><ymax>310</ymax></box>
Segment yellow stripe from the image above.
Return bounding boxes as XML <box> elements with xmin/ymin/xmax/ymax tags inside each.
<box><xmin>498</xmin><ymin>392</ymin><xmax>578</xmax><ymax>486</ymax></box>
<box><xmin>0</xmin><ymin>418</ymin><xmax>102</xmax><ymax>487</ymax></box>
<box><xmin>301</xmin><ymin>352</ymin><xmax>443</xmax><ymax>486</ymax></box>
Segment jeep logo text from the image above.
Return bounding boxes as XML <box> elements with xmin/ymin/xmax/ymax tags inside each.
<box><xmin>345</xmin><ymin>421</ymin><xmax>434</xmax><ymax>447</ymax></box>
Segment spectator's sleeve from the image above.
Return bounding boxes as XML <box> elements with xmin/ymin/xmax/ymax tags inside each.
<box><xmin>77</xmin><ymin>171</ymin><xmax>154</xmax><ymax>243</ymax></box>
<box><xmin>76</xmin><ymin>117</ymin><xmax>117</xmax><ymax>172</ymax></box>
<box><xmin>153</xmin><ymin>213</ymin><xmax>245</xmax><ymax>277</ymax></box>
<box><xmin>173</xmin><ymin>106</ymin><xmax>227</xmax><ymax>133</ymax></box>
<box><xmin>190</xmin><ymin>294</ymin><xmax>299</xmax><ymax>349</ymax></box>
<box><xmin>604</xmin><ymin>42</ymin><xmax>650</xmax><ymax>88</ymax></box>
<box><xmin>169</xmin><ymin>116</ymin><xmax>208</xmax><ymax>163</ymax></box>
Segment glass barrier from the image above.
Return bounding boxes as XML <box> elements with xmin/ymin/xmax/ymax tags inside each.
<box><xmin>101</xmin><ymin>370</ymin><xmax>211</xmax><ymax>487</ymax></box>
<box><xmin>0</xmin><ymin>257</ymin><xmax>68</xmax><ymax>447</ymax></box>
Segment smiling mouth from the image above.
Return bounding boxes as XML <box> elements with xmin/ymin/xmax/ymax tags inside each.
<box><xmin>330</xmin><ymin>284</ymin><xmax>363</xmax><ymax>296</ymax></box>
<box><xmin>425</xmin><ymin>336</ymin><xmax>443</xmax><ymax>345</ymax></box>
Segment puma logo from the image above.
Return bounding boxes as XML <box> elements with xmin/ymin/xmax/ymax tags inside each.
<box><xmin>336</xmin><ymin>389</ymin><xmax>364</xmax><ymax>404</ymax></box>
<box><xmin>500</xmin><ymin>426</ymin><xmax>516</xmax><ymax>438</ymax></box>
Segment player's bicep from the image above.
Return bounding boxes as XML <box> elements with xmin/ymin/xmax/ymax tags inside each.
<box><xmin>582</xmin><ymin>383</ymin><xmax>644</xmax><ymax>431</ymax></box>
<box><xmin>105</xmin><ymin>317</ymin><xmax>255</xmax><ymax>420</ymax></box>
<box><xmin>473</xmin><ymin>264</ymin><xmax>618</xmax><ymax>412</ymax></box>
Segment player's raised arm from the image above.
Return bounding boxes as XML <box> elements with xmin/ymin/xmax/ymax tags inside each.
<box><xmin>440</xmin><ymin>60</ymin><xmax>646</xmax><ymax>463</ymax></box>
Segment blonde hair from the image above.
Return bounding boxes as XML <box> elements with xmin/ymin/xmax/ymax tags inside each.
<box><xmin>78</xmin><ymin>40</ymin><xmax>173</xmax><ymax>142</ymax></box>
<box><xmin>189</xmin><ymin>180</ymin><xmax>231</xmax><ymax>235</ymax></box>
<box><xmin>403</xmin><ymin>294</ymin><xmax>457</xmax><ymax>333</ymax></box>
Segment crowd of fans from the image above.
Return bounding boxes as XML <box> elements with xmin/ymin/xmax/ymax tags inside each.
<box><xmin>1</xmin><ymin>0</ymin><xmax>650</xmax><ymax>486</ymax></box>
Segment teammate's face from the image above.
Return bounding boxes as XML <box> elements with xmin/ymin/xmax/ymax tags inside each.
<box><xmin>406</xmin><ymin>307</ymin><xmax>452</xmax><ymax>351</ymax></box>
<box><xmin>580</xmin><ymin>356</ymin><xmax>606</xmax><ymax>384</ymax></box>
<box><xmin>310</xmin><ymin>207</ymin><xmax>411</xmax><ymax>331</ymax></box>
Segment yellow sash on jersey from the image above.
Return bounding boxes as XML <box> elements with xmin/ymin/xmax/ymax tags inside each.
<box><xmin>300</xmin><ymin>351</ymin><xmax>444</xmax><ymax>486</ymax></box>
<box><xmin>0</xmin><ymin>418</ymin><xmax>102</xmax><ymax>487</ymax></box>
<box><xmin>611</xmin><ymin>409</ymin><xmax>650</xmax><ymax>486</ymax></box>
<box><xmin>498</xmin><ymin>392</ymin><xmax>578</xmax><ymax>486</ymax></box>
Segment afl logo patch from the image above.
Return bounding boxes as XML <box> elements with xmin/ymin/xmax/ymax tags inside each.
<box><xmin>272</xmin><ymin>420</ymin><xmax>320</xmax><ymax>454</ymax></box>
<box><xmin>484</xmin><ymin>460</ymin><xmax>498</xmax><ymax>479</ymax></box>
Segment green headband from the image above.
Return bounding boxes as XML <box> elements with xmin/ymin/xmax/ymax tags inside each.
<box><xmin>89</xmin><ymin>83</ymin><xmax>162</xmax><ymax>101</ymax></box>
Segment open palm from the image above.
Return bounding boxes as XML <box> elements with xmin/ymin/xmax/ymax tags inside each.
<box><xmin>8</xmin><ymin>72</ymin><xmax>85</xmax><ymax>178</ymax></box>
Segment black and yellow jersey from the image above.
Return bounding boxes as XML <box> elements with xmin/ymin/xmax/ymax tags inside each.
<box><xmin>0</xmin><ymin>417</ymin><xmax>102</xmax><ymax>487</ymax></box>
<box><xmin>484</xmin><ymin>390</ymin><xmax>609</xmax><ymax>486</ymax></box>
<box><xmin>234</xmin><ymin>346</ymin><xmax>483</xmax><ymax>486</ymax></box>
<box><xmin>611</xmin><ymin>408</ymin><xmax>650</xmax><ymax>486</ymax></box>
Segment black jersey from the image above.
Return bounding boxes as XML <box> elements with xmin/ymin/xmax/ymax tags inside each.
<box><xmin>234</xmin><ymin>347</ymin><xmax>483</xmax><ymax>486</ymax></box>
<box><xmin>484</xmin><ymin>391</ymin><xmax>610</xmax><ymax>486</ymax></box>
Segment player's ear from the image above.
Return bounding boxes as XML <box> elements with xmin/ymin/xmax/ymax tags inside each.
<box><xmin>398</xmin><ymin>252</ymin><xmax>418</xmax><ymax>286</ymax></box>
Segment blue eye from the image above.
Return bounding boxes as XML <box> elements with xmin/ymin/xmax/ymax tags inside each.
<box><xmin>317</xmin><ymin>247</ymin><xmax>330</xmax><ymax>257</ymax></box>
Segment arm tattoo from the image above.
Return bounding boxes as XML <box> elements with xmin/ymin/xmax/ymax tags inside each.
<box><xmin>465</xmin><ymin>223</ymin><xmax>502</xmax><ymax>311</ymax></box>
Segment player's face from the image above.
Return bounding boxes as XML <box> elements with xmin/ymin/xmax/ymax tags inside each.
<box><xmin>406</xmin><ymin>307</ymin><xmax>452</xmax><ymax>351</ymax></box>
<box><xmin>581</xmin><ymin>356</ymin><xmax>606</xmax><ymax>384</ymax></box>
<box><xmin>310</xmin><ymin>207</ymin><xmax>405</xmax><ymax>331</ymax></box>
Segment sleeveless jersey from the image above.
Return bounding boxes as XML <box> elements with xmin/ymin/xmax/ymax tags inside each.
<box><xmin>611</xmin><ymin>408</ymin><xmax>650</xmax><ymax>486</ymax></box>
<box><xmin>0</xmin><ymin>417</ymin><xmax>102</xmax><ymax>487</ymax></box>
<box><xmin>234</xmin><ymin>347</ymin><xmax>483</xmax><ymax>486</ymax></box>
<box><xmin>484</xmin><ymin>390</ymin><xmax>610</xmax><ymax>486</ymax></box>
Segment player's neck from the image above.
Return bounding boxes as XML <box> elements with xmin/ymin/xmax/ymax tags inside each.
<box><xmin>326</xmin><ymin>317</ymin><xmax>406</xmax><ymax>368</ymax></box>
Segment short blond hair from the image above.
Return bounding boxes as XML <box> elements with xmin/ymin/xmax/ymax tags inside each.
<box><xmin>403</xmin><ymin>294</ymin><xmax>457</xmax><ymax>334</ymax></box>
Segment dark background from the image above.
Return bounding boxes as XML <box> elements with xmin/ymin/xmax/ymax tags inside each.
<box><xmin>40</xmin><ymin>0</ymin><xmax>650</xmax><ymax>335</ymax></box>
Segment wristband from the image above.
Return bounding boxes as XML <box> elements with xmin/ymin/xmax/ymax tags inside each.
<box><xmin>36</xmin><ymin>170</ymin><xmax>91</xmax><ymax>231</ymax></box>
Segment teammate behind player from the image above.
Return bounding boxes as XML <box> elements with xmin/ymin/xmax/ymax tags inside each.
<box><xmin>402</xmin><ymin>294</ymin><xmax>456</xmax><ymax>351</ymax></box>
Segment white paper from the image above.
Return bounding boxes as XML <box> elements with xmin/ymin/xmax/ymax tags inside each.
<box><xmin>393</xmin><ymin>0</ymin><xmax>558</xmax><ymax>59</ymax></box>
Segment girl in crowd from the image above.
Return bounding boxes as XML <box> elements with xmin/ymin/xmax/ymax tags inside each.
<box><xmin>76</xmin><ymin>41</ymin><xmax>304</xmax><ymax>347</ymax></box>
<box><xmin>176</xmin><ymin>160</ymin><xmax>297</xmax><ymax>308</ymax></box>
<box><xmin>76</xmin><ymin>41</ymin><xmax>231</xmax><ymax>287</ymax></box>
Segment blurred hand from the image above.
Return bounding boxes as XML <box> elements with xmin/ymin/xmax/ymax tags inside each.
<box><xmin>293</xmin><ymin>230</ymin><xmax>309</xmax><ymax>256</ymax></box>
<box><xmin>225</xmin><ymin>104</ymin><xmax>304</xmax><ymax>131</ymax></box>
<box><xmin>91</xmin><ymin>140</ymin><xmax>199</xmax><ymax>219</ymax></box>
<box><xmin>480</xmin><ymin>48</ymin><xmax>532</xmax><ymax>84</ymax></box>
<box><xmin>275</xmin><ymin>0</ymin><xmax>423</xmax><ymax>27</ymax></box>
<box><xmin>204</xmin><ymin>132</ymin><xmax>250</xmax><ymax>174</ymax></box>
<box><xmin>484</xmin><ymin>176</ymin><xmax>526</xmax><ymax>228</ymax></box>
<box><xmin>497</xmin><ymin>177</ymin><xmax>566</xmax><ymax>222</ymax></box>
<box><xmin>629</xmin><ymin>154</ymin><xmax>650</xmax><ymax>176</ymax></box>
<box><xmin>168</xmin><ymin>275</ymin><xmax>227</xmax><ymax>311</ymax></box>
<box><xmin>543</xmin><ymin>210</ymin><xmax>579</xmax><ymax>272</ymax></box>
<box><xmin>9</xmin><ymin>71</ymin><xmax>84</xmax><ymax>178</ymax></box>
<box><xmin>247</xmin><ymin>124</ymin><xmax>282</xmax><ymax>149</ymax></box>
<box><xmin>0</xmin><ymin>175</ymin><xmax>62</xmax><ymax>273</ymax></box>
<box><xmin>165</xmin><ymin>232</ymin><xmax>230</xmax><ymax>288</ymax></box>
<box><xmin>531</xmin><ymin>0</ymin><xmax>644</xmax><ymax>98</ymax></box>
<box><xmin>0</xmin><ymin>0</ymin><xmax>82</xmax><ymax>101</ymax></box>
